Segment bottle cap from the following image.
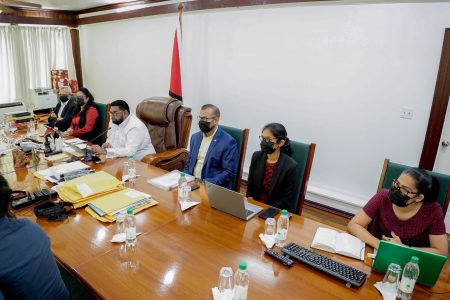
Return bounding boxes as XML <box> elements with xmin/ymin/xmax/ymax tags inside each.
<box><xmin>239</xmin><ymin>261</ymin><xmax>247</xmax><ymax>271</ymax></box>
<box><xmin>129</xmin><ymin>155</ymin><xmax>134</xmax><ymax>159</ymax></box>
<box><xmin>127</xmin><ymin>208</ymin><xmax>134</xmax><ymax>214</ymax></box>
<box><xmin>180</xmin><ymin>172</ymin><xmax>185</xmax><ymax>177</ymax></box>
<box><xmin>281</xmin><ymin>209</ymin><xmax>288</xmax><ymax>215</ymax></box>
<box><xmin>410</xmin><ymin>256</ymin><xmax>419</xmax><ymax>264</ymax></box>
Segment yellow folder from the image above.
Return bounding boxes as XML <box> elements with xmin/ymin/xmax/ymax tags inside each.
<box><xmin>57</xmin><ymin>171</ymin><xmax>124</xmax><ymax>208</ymax></box>
<box><xmin>89</xmin><ymin>188</ymin><xmax>149</xmax><ymax>215</ymax></box>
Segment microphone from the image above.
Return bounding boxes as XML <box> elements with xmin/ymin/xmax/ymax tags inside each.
<box><xmin>83</xmin><ymin>127</ymin><xmax>111</xmax><ymax>162</ymax></box>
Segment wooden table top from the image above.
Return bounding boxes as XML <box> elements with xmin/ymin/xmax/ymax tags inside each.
<box><xmin>7</xmin><ymin>157</ymin><xmax>450</xmax><ymax>300</ymax></box>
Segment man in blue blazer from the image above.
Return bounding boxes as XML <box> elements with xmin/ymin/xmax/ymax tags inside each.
<box><xmin>47</xmin><ymin>86</ymin><xmax>77</xmax><ymax>132</ymax></box>
<box><xmin>184</xmin><ymin>104</ymin><xmax>238</xmax><ymax>190</ymax></box>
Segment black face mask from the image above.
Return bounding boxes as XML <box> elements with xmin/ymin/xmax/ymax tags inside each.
<box><xmin>59</xmin><ymin>95</ymin><xmax>69</xmax><ymax>103</ymax></box>
<box><xmin>260</xmin><ymin>140</ymin><xmax>276</xmax><ymax>155</ymax></box>
<box><xmin>76</xmin><ymin>97</ymin><xmax>85</xmax><ymax>106</ymax></box>
<box><xmin>199</xmin><ymin>120</ymin><xmax>212</xmax><ymax>133</ymax></box>
<box><xmin>388</xmin><ymin>186</ymin><xmax>412</xmax><ymax>207</ymax></box>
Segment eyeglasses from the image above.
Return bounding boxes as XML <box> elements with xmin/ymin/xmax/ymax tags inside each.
<box><xmin>259</xmin><ymin>136</ymin><xmax>277</xmax><ymax>143</ymax></box>
<box><xmin>109</xmin><ymin>111</ymin><xmax>123</xmax><ymax>116</ymax></box>
<box><xmin>197</xmin><ymin>116</ymin><xmax>215</xmax><ymax>122</ymax></box>
<box><xmin>391</xmin><ymin>179</ymin><xmax>419</xmax><ymax>197</ymax></box>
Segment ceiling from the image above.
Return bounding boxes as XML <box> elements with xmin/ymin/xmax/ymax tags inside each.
<box><xmin>16</xmin><ymin>0</ymin><xmax>135</xmax><ymax>11</ymax></box>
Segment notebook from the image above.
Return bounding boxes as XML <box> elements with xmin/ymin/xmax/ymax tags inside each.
<box><xmin>372</xmin><ymin>240</ymin><xmax>447</xmax><ymax>286</ymax></box>
<box><xmin>311</xmin><ymin>227</ymin><xmax>365</xmax><ymax>260</ymax></box>
<box><xmin>147</xmin><ymin>170</ymin><xmax>195</xmax><ymax>191</ymax></box>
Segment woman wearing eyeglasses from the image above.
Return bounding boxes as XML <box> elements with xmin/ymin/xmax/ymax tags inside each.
<box><xmin>348</xmin><ymin>168</ymin><xmax>448</xmax><ymax>256</ymax></box>
<box><xmin>246</xmin><ymin>123</ymin><xmax>298</xmax><ymax>213</ymax></box>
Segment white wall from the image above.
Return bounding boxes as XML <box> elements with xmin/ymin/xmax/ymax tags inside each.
<box><xmin>79</xmin><ymin>2</ymin><xmax>450</xmax><ymax>211</ymax></box>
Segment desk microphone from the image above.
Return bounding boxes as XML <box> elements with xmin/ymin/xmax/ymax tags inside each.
<box><xmin>84</xmin><ymin>127</ymin><xmax>111</xmax><ymax>162</ymax></box>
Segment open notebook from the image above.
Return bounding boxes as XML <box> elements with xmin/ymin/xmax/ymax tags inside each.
<box><xmin>311</xmin><ymin>227</ymin><xmax>365</xmax><ymax>260</ymax></box>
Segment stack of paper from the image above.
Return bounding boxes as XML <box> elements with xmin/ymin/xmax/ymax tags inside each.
<box><xmin>56</xmin><ymin>171</ymin><xmax>124</xmax><ymax>208</ymax></box>
<box><xmin>148</xmin><ymin>170</ymin><xmax>195</xmax><ymax>191</ymax></box>
<box><xmin>85</xmin><ymin>188</ymin><xmax>158</xmax><ymax>222</ymax></box>
<box><xmin>34</xmin><ymin>161</ymin><xmax>91</xmax><ymax>183</ymax></box>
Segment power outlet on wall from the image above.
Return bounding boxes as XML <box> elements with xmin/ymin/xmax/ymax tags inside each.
<box><xmin>400</xmin><ymin>107</ymin><xmax>414</xmax><ymax>119</ymax></box>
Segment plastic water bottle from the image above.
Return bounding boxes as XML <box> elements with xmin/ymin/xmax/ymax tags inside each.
<box><xmin>116</xmin><ymin>211</ymin><xmax>126</xmax><ymax>235</ymax></box>
<box><xmin>28</xmin><ymin>119</ymin><xmax>36</xmax><ymax>136</ymax></box>
<box><xmin>233</xmin><ymin>262</ymin><xmax>249</xmax><ymax>300</ymax></box>
<box><xmin>178</xmin><ymin>172</ymin><xmax>189</xmax><ymax>202</ymax></box>
<box><xmin>125</xmin><ymin>208</ymin><xmax>137</xmax><ymax>246</ymax></box>
<box><xmin>398</xmin><ymin>256</ymin><xmax>420</xmax><ymax>300</ymax></box>
<box><xmin>276</xmin><ymin>209</ymin><xmax>290</xmax><ymax>247</ymax></box>
<box><xmin>127</xmin><ymin>155</ymin><xmax>136</xmax><ymax>182</ymax></box>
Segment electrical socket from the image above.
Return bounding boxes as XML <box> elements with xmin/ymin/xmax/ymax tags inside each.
<box><xmin>400</xmin><ymin>108</ymin><xmax>414</xmax><ymax>119</ymax></box>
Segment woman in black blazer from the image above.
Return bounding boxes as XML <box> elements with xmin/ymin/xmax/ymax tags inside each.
<box><xmin>247</xmin><ymin>123</ymin><xmax>298</xmax><ymax>213</ymax></box>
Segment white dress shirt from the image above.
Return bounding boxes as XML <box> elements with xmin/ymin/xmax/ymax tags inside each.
<box><xmin>105</xmin><ymin>113</ymin><xmax>155</xmax><ymax>160</ymax></box>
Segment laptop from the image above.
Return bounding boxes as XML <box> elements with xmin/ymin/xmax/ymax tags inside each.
<box><xmin>206</xmin><ymin>182</ymin><xmax>263</xmax><ymax>220</ymax></box>
<box><xmin>372</xmin><ymin>240</ymin><xmax>447</xmax><ymax>286</ymax></box>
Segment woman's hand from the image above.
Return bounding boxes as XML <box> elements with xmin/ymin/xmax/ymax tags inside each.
<box><xmin>382</xmin><ymin>231</ymin><xmax>403</xmax><ymax>245</ymax></box>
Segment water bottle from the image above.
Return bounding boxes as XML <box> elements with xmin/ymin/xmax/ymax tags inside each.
<box><xmin>233</xmin><ymin>262</ymin><xmax>249</xmax><ymax>300</ymax></box>
<box><xmin>28</xmin><ymin>119</ymin><xmax>36</xmax><ymax>136</ymax></box>
<box><xmin>276</xmin><ymin>209</ymin><xmax>290</xmax><ymax>247</ymax></box>
<box><xmin>398</xmin><ymin>256</ymin><xmax>420</xmax><ymax>300</ymax></box>
<box><xmin>127</xmin><ymin>155</ymin><xmax>136</xmax><ymax>182</ymax></box>
<box><xmin>116</xmin><ymin>211</ymin><xmax>126</xmax><ymax>236</ymax></box>
<box><xmin>125</xmin><ymin>208</ymin><xmax>137</xmax><ymax>246</ymax></box>
<box><xmin>178</xmin><ymin>172</ymin><xmax>189</xmax><ymax>202</ymax></box>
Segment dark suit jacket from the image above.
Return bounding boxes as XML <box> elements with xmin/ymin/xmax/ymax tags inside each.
<box><xmin>247</xmin><ymin>151</ymin><xmax>298</xmax><ymax>213</ymax></box>
<box><xmin>183</xmin><ymin>127</ymin><xmax>238</xmax><ymax>190</ymax></box>
<box><xmin>48</xmin><ymin>99</ymin><xmax>77</xmax><ymax>132</ymax></box>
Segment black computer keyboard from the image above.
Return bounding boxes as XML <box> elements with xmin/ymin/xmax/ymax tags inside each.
<box><xmin>282</xmin><ymin>243</ymin><xmax>367</xmax><ymax>287</ymax></box>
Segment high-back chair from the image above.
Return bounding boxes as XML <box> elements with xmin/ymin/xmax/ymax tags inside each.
<box><xmin>290</xmin><ymin>141</ymin><xmax>316</xmax><ymax>215</ymax></box>
<box><xmin>219</xmin><ymin>125</ymin><xmax>249</xmax><ymax>192</ymax></box>
<box><xmin>137</xmin><ymin>97</ymin><xmax>192</xmax><ymax>171</ymax></box>
<box><xmin>377</xmin><ymin>158</ymin><xmax>450</xmax><ymax>215</ymax></box>
<box><xmin>91</xmin><ymin>102</ymin><xmax>110</xmax><ymax>146</ymax></box>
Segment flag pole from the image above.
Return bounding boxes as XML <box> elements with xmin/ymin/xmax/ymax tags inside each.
<box><xmin>178</xmin><ymin>2</ymin><xmax>183</xmax><ymax>34</ymax></box>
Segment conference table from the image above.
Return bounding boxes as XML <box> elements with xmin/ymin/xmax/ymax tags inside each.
<box><xmin>6</xmin><ymin>157</ymin><xmax>450</xmax><ymax>299</ymax></box>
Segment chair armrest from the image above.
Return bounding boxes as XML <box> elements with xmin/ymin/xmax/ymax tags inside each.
<box><xmin>141</xmin><ymin>148</ymin><xmax>188</xmax><ymax>166</ymax></box>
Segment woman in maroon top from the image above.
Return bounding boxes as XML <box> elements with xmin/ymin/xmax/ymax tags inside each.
<box><xmin>246</xmin><ymin>123</ymin><xmax>298</xmax><ymax>212</ymax></box>
<box><xmin>64</xmin><ymin>87</ymin><xmax>99</xmax><ymax>141</ymax></box>
<box><xmin>348</xmin><ymin>168</ymin><xmax>448</xmax><ymax>256</ymax></box>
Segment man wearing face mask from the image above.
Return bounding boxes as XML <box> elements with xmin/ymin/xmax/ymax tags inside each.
<box><xmin>246</xmin><ymin>123</ymin><xmax>298</xmax><ymax>212</ymax></box>
<box><xmin>183</xmin><ymin>104</ymin><xmax>238</xmax><ymax>189</ymax></box>
<box><xmin>47</xmin><ymin>86</ymin><xmax>77</xmax><ymax>132</ymax></box>
<box><xmin>91</xmin><ymin>100</ymin><xmax>155</xmax><ymax>160</ymax></box>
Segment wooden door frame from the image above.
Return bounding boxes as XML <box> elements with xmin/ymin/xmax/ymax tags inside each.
<box><xmin>419</xmin><ymin>28</ymin><xmax>450</xmax><ymax>170</ymax></box>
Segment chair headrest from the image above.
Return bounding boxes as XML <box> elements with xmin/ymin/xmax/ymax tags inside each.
<box><xmin>136</xmin><ymin>97</ymin><xmax>182</xmax><ymax>126</ymax></box>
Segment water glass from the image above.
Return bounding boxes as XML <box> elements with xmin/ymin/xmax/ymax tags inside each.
<box><xmin>217</xmin><ymin>267</ymin><xmax>234</xmax><ymax>300</ymax></box>
<box><xmin>382</xmin><ymin>263</ymin><xmax>402</xmax><ymax>294</ymax></box>
<box><xmin>264</xmin><ymin>218</ymin><xmax>276</xmax><ymax>236</ymax></box>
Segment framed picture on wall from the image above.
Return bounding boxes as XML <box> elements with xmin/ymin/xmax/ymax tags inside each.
<box><xmin>50</xmin><ymin>70</ymin><xmax>69</xmax><ymax>93</ymax></box>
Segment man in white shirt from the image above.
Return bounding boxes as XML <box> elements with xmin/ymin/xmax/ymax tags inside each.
<box><xmin>91</xmin><ymin>100</ymin><xmax>155</xmax><ymax>160</ymax></box>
